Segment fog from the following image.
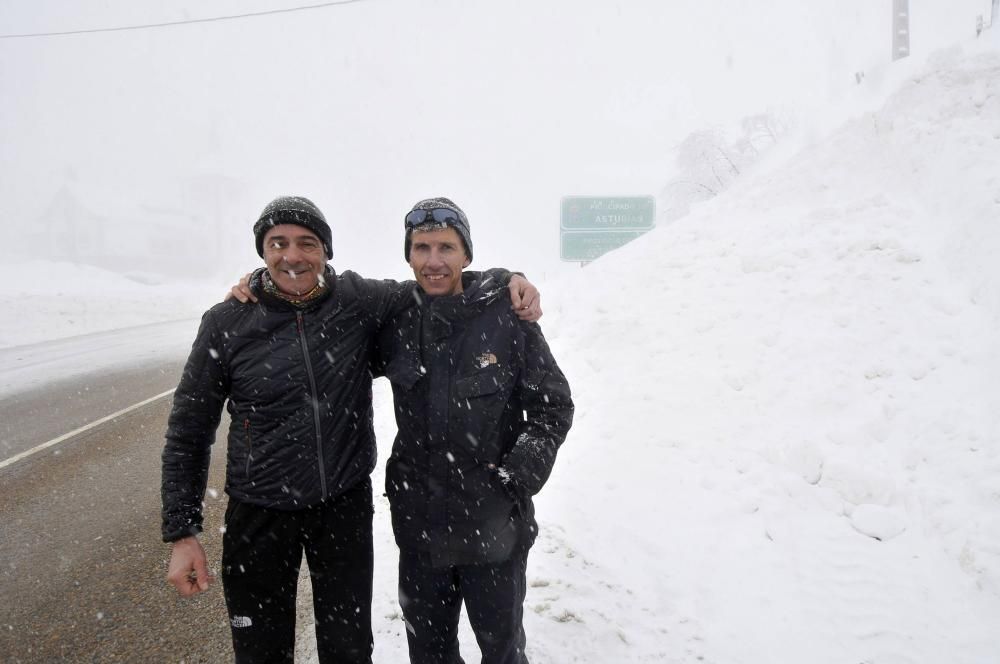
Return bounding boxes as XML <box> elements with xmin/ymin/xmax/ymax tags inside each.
<box><xmin>0</xmin><ymin>0</ymin><xmax>991</xmax><ymax>284</ymax></box>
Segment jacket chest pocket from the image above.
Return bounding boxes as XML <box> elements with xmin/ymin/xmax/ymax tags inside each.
<box><xmin>455</xmin><ymin>366</ymin><xmax>512</xmax><ymax>399</ymax></box>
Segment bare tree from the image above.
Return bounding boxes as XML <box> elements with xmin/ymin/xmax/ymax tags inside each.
<box><xmin>660</xmin><ymin>111</ymin><xmax>789</xmax><ymax>223</ymax></box>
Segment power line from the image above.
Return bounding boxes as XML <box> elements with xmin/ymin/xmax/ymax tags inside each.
<box><xmin>0</xmin><ymin>0</ymin><xmax>369</xmax><ymax>40</ymax></box>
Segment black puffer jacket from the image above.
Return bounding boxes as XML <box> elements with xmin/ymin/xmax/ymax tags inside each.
<box><xmin>161</xmin><ymin>268</ymin><xmax>410</xmax><ymax>542</ymax></box>
<box><xmin>379</xmin><ymin>273</ymin><xmax>573</xmax><ymax>567</ymax></box>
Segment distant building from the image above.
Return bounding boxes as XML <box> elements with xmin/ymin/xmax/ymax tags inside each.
<box><xmin>32</xmin><ymin>173</ymin><xmax>252</xmax><ymax>279</ymax></box>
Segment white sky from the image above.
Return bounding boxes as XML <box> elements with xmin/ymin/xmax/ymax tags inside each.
<box><xmin>1</xmin><ymin>0</ymin><xmax>990</xmax><ymax>284</ymax></box>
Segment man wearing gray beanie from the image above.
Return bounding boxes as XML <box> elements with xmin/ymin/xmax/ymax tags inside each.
<box><xmin>382</xmin><ymin>197</ymin><xmax>574</xmax><ymax>664</ymax></box>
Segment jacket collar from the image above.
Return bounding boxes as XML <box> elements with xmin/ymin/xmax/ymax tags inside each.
<box><xmin>422</xmin><ymin>271</ymin><xmax>506</xmax><ymax>323</ymax></box>
<box><xmin>416</xmin><ymin>272</ymin><xmax>506</xmax><ymax>343</ymax></box>
<box><xmin>251</xmin><ymin>264</ymin><xmax>338</xmax><ymax>312</ymax></box>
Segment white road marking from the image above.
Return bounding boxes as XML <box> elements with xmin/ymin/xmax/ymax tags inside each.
<box><xmin>0</xmin><ymin>388</ymin><xmax>175</xmax><ymax>470</ymax></box>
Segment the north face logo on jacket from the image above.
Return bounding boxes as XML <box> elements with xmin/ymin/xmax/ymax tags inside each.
<box><xmin>475</xmin><ymin>352</ymin><xmax>498</xmax><ymax>369</ymax></box>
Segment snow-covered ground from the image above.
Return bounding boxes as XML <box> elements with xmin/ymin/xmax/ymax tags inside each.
<box><xmin>1</xmin><ymin>28</ymin><xmax>998</xmax><ymax>664</ymax></box>
<box><xmin>0</xmin><ymin>262</ymin><xmax>215</xmax><ymax>397</ymax></box>
<box><xmin>0</xmin><ymin>260</ymin><xmax>214</xmax><ymax>350</ymax></box>
<box><xmin>509</xmin><ymin>39</ymin><xmax>1000</xmax><ymax>663</ymax></box>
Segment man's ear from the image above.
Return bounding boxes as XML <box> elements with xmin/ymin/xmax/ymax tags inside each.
<box><xmin>463</xmin><ymin>257</ymin><xmax>471</xmax><ymax>268</ymax></box>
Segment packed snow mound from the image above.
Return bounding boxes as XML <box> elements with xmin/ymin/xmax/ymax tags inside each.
<box><xmin>0</xmin><ymin>260</ymin><xmax>219</xmax><ymax>349</ymax></box>
<box><xmin>528</xmin><ymin>43</ymin><xmax>1000</xmax><ymax>663</ymax></box>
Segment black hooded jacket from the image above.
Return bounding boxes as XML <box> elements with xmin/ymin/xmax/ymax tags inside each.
<box><xmin>379</xmin><ymin>272</ymin><xmax>574</xmax><ymax>567</ymax></box>
<box><xmin>161</xmin><ymin>267</ymin><xmax>411</xmax><ymax>542</ymax></box>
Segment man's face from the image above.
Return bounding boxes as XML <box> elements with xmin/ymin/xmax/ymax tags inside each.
<box><xmin>262</xmin><ymin>224</ymin><xmax>326</xmax><ymax>296</ymax></box>
<box><xmin>408</xmin><ymin>226</ymin><xmax>470</xmax><ymax>296</ymax></box>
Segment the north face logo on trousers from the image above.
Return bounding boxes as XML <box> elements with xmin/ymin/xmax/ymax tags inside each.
<box><xmin>230</xmin><ymin>615</ymin><xmax>253</xmax><ymax>628</ymax></box>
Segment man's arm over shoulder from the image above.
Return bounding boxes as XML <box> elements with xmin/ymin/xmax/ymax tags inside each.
<box><xmin>343</xmin><ymin>270</ymin><xmax>419</xmax><ymax>329</ymax></box>
<box><xmin>161</xmin><ymin>309</ymin><xmax>230</xmax><ymax>543</ymax></box>
<box><xmin>351</xmin><ymin>268</ymin><xmax>541</xmax><ymax>326</ymax></box>
<box><xmin>475</xmin><ymin>269</ymin><xmax>542</xmax><ymax>322</ymax></box>
<box><xmin>500</xmin><ymin>321</ymin><xmax>574</xmax><ymax>498</ymax></box>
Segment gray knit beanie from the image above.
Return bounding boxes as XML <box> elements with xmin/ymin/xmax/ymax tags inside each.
<box><xmin>404</xmin><ymin>197</ymin><xmax>473</xmax><ymax>263</ymax></box>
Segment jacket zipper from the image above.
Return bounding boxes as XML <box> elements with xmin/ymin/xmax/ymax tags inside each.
<box><xmin>297</xmin><ymin>311</ymin><xmax>328</xmax><ymax>500</ymax></box>
<box><xmin>244</xmin><ymin>418</ymin><xmax>253</xmax><ymax>479</ymax></box>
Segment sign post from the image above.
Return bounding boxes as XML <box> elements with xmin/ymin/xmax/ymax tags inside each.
<box><xmin>892</xmin><ymin>0</ymin><xmax>910</xmax><ymax>61</ymax></box>
<box><xmin>560</xmin><ymin>196</ymin><xmax>656</xmax><ymax>263</ymax></box>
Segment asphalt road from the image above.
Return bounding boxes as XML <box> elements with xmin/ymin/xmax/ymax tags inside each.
<box><xmin>0</xmin><ymin>347</ymin><xmax>239</xmax><ymax>662</ymax></box>
<box><xmin>0</xmin><ymin>319</ymin><xmax>197</xmax><ymax>463</ymax></box>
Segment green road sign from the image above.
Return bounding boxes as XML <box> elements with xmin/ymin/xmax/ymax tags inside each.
<box><xmin>559</xmin><ymin>229</ymin><xmax>649</xmax><ymax>262</ymax></box>
<box><xmin>560</xmin><ymin>196</ymin><xmax>655</xmax><ymax>231</ymax></box>
<box><xmin>560</xmin><ymin>196</ymin><xmax>655</xmax><ymax>262</ymax></box>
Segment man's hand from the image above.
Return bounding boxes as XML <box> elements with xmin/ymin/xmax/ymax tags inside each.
<box><xmin>166</xmin><ymin>536</ymin><xmax>214</xmax><ymax>597</ymax></box>
<box><xmin>509</xmin><ymin>275</ymin><xmax>542</xmax><ymax>322</ymax></box>
<box><xmin>224</xmin><ymin>272</ymin><xmax>256</xmax><ymax>304</ymax></box>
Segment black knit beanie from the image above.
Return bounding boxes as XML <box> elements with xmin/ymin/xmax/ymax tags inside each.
<box><xmin>404</xmin><ymin>197</ymin><xmax>473</xmax><ymax>263</ymax></box>
<box><xmin>253</xmin><ymin>195</ymin><xmax>333</xmax><ymax>260</ymax></box>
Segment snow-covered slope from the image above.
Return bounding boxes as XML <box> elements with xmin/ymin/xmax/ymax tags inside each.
<box><xmin>0</xmin><ymin>261</ymin><xmax>221</xmax><ymax>349</ymax></box>
<box><xmin>505</xmin><ymin>40</ymin><xmax>1000</xmax><ymax>663</ymax></box>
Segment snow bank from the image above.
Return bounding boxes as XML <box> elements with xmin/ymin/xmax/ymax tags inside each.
<box><xmin>0</xmin><ymin>260</ymin><xmax>220</xmax><ymax>349</ymax></box>
<box><xmin>519</xmin><ymin>39</ymin><xmax>1000</xmax><ymax>662</ymax></box>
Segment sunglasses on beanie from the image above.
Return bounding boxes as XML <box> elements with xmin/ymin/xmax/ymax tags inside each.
<box><xmin>404</xmin><ymin>208</ymin><xmax>461</xmax><ymax>227</ymax></box>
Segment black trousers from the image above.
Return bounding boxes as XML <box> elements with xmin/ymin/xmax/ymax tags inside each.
<box><xmin>221</xmin><ymin>479</ymin><xmax>374</xmax><ymax>664</ymax></box>
<box><xmin>397</xmin><ymin>547</ymin><xmax>529</xmax><ymax>664</ymax></box>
